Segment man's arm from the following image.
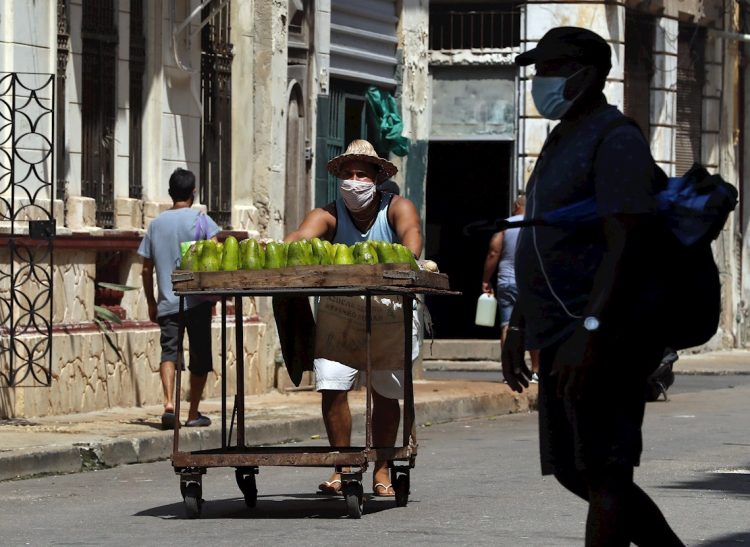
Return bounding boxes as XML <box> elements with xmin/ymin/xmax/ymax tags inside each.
<box><xmin>388</xmin><ymin>195</ymin><xmax>423</xmax><ymax>256</ymax></box>
<box><xmin>553</xmin><ymin>214</ymin><xmax>647</xmax><ymax>398</ymax></box>
<box><xmin>141</xmin><ymin>257</ymin><xmax>158</xmax><ymax>323</ymax></box>
<box><xmin>284</xmin><ymin>208</ymin><xmax>335</xmax><ymax>243</ymax></box>
<box><xmin>482</xmin><ymin>231</ymin><xmax>504</xmax><ymax>294</ymax></box>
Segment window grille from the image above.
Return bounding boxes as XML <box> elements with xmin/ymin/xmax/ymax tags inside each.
<box><xmin>81</xmin><ymin>0</ymin><xmax>117</xmax><ymax>228</ymax></box>
<box><xmin>429</xmin><ymin>4</ymin><xmax>520</xmax><ymax>50</ymax></box>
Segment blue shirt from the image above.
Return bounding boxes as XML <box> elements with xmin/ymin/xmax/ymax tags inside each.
<box><xmin>515</xmin><ymin>104</ymin><xmax>659</xmax><ymax>349</ymax></box>
<box><xmin>138</xmin><ymin>208</ymin><xmax>220</xmax><ymax>317</ymax></box>
<box><xmin>333</xmin><ymin>192</ymin><xmax>399</xmax><ymax>245</ymax></box>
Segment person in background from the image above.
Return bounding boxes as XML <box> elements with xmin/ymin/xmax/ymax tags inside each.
<box><xmin>482</xmin><ymin>196</ymin><xmax>540</xmax><ymax>382</ymax></box>
<box><xmin>139</xmin><ymin>168</ymin><xmax>219</xmax><ymax>430</ymax></box>
<box><xmin>285</xmin><ymin>139</ymin><xmax>422</xmax><ymax>497</ymax></box>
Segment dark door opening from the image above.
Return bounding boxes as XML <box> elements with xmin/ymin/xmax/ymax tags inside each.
<box><xmin>425</xmin><ymin>141</ymin><xmax>513</xmax><ymax>339</ymax></box>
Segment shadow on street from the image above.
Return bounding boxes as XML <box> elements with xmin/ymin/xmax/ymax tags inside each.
<box><xmin>661</xmin><ymin>463</ymin><xmax>750</xmax><ymax>498</ymax></box>
<box><xmin>134</xmin><ymin>492</ymin><xmax>404</xmax><ymax>519</ymax></box>
<box><xmin>699</xmin><ymin>532</ymin><xmax>750</xmax><ymax>546</ymax></box>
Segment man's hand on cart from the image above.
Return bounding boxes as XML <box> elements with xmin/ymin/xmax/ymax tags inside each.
<box><xmin>501</xmin><ymin>326</ymin><xmax>531</xmax><ymax>393</ymax></box>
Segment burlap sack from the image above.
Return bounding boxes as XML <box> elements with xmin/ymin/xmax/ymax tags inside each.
<box><xmin>314</xmin><ymin>295</ymin><xmax>406</xmax><ymax>370</ymax></box>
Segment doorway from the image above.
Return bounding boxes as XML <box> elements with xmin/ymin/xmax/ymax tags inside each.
<box><xmin>425</xmin><ymin>141</ymin><xmax>513</xmax><ymax>339</ymax></box>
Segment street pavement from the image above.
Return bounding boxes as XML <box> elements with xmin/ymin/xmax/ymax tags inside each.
<box><xmin>0</xmin><ymin>350</ymin><xmax>747</xmax><ymax>483</ymax></box>
<box><xmin>0</xmin><ymin>379</ymin><xmax>536</xmax><ymax>482</ymax></box>
<box><xmin>0</xmin><ymin>352</ymin><xmax>749</xmax><ymax>546</ymax></box>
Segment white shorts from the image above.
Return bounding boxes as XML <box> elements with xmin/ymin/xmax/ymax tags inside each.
<box><xmin>314</xmin><ymin>309</ymin><xmax>421</xmax><ymax>400</ymax></box>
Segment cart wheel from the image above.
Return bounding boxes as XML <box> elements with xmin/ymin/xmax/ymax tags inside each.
<box><xmin>183</xmin><ymin>482</ymin><xmax>202</xmax><ymax>519</ymax></box>
<box><xmin>343</xmin><ymin>482</ymin><xmax>364</xmax><ymax>519</ymax></box>
<box><xmin>235</xmin><ymin>470</ymin><xmax>258</xmax><ymax>508</ymax></box>
<box><xmin>394</xmin><ymin>473</ymin><xmax>409</xmax><ymax>507</ymax></box>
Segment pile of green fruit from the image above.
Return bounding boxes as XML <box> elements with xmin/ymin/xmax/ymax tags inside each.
<box><xmin>179</xmin><ymin>237</ymin><xmax>418</xmax><ymax>272</ymax></box>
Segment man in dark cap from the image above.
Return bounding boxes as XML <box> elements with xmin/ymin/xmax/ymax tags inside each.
<box><xmin>503</xmin><ymin>28</ymin><xmax>683</xmax><ymax>545</ymax></box>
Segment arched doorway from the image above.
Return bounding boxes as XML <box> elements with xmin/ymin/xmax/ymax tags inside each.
<box><xmin>284</xmin><ymin>83</ymin><xmax>308</xmax><ymax>233</ymax></box>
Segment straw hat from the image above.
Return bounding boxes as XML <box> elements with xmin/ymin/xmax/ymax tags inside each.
<box><xmin>326</xmin><ymin>140</ymin><xmax>398</xmax><ymax>183</ymax></box>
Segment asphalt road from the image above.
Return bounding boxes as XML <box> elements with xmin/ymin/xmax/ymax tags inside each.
<box><xmin>1</xmin><ymin>377</ymin><xmax>749</xmax><ymax>547</ymax></box>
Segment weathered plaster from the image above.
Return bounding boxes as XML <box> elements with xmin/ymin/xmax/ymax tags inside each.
<box><xmin>0</xmin><ymin>321</ymin><xmax>269</xmax><ymax>418</ymax></box>
<box><xmin>428</xmin><ymin>49</ymin><xmax>517</xmax><ymax>66</ymax></box>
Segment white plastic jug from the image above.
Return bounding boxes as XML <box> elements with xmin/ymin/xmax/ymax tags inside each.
<box><xmin>474</xmin><ymin>293</ymin><xmax>497</xmax><ymax>327</ymax></box>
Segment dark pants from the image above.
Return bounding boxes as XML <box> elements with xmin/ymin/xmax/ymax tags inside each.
<box><xmin>537</xmin><ymin>333</ymin><xmax>663</xmax><ymax>476</ymax></box>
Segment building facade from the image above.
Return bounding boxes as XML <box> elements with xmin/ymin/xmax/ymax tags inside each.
<box><xmin>0</xmin><ymin>0</ymin><xmax>747</xmax><ymax>418</ymax></box>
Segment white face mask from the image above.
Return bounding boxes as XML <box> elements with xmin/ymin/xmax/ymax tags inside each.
<box><xmin>340</xmin><ymin>179</ymin><xmax>377</xmax><ymax>212</ymax></box>
<box><xmin>531</xmin><ymin>68</ymin><xmax>587</xmax><ymax>120</ymax></box>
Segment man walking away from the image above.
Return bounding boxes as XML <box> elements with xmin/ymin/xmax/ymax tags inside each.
<box><xmin>139</xmin><ymin>168</ymin><xmax>219</xmax><ymax>430</ymax></box>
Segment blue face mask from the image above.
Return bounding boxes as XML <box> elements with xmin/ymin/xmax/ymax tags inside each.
<box><xmin>531</xmin><ymin>68</ymin><xmax>586</xmax><ymax>120</ymax></box>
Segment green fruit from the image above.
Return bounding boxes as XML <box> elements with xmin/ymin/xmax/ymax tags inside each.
<box><xmin>311</xmin><ymin>237</ymin><xmax>332</xmax><ymax>265</ymax></box>
<box><xmin>238</xmin><ymin>239</ymin><xmax>249</xmax><ymax>269</ymax></box>
<box><xmin>353</xmin><ymin>241</ymin><xmax>379</xmax><ymax>265</ymax></box>
<box><xmin>264</xmin><ymin>241</ymin><xmax>288</xmax><ymax>269</ymax></box>
<box><xmin>220</xmin><ymin>236</ymin><xmax>239</xmax><ymax>271</ymax></box>
<box><xmin>323</xmin><ymin>240</ymin><xmax>335</xmax><ymax>263</ymax></box>
<box><xmin>240</xmin><ymin>238</ymin><xmax>264</xmax><ymax>270</ymax></box>
<box><xmin>393</xmin><ymin>243</ymin><xmax>419</xmax><ymax>270</ymax></box>
<box><xmin>374</xmin><ymin>240</ymin><xmax>399</xmax><ymax>264</ymax></box>
<box><xmin>333</xmin><ymin>243</ymin><xmax>355</xmax><ymax>265</ymax></box>
<box><xmin>199</xmin><ymin>240</ymin><xmax>221</xmax><ymax>272</ymax></box>
<box><xmin>287</xmin><ymin>239</ymin><xmax>314</xmax><ymax>267</ymax></box>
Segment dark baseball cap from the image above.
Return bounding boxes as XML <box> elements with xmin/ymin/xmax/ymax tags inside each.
<box><xmin>515</xmin><ymin>27</ymin><xmax>612</xmax><ymax>72</ymax></box>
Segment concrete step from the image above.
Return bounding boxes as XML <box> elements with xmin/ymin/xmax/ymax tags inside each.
<box><xmin>423</xmin><ymin>360</ymin><xmax>501</xmax><ymax>371</ymax></box>
<box><xmin>423</xmin><ymin>339</ymin><xmax>500</xmax><ymax>361</ymax></box>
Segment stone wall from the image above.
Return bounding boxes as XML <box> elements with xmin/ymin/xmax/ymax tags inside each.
<box><xmin>0</xmin><ymin>319</ymin><xmax>270</xmax><ymax>419</ymax></box>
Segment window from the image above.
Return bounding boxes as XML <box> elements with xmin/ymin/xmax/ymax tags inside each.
<box><xmin>81</xmin><ymin>0</ymin><xmax>117</xmax><ymax>228</ymax></box>
<box><xmin>429</xmin><ymin>3</ymin><xmax>520</xmax><ymax>50</ymax></box>
<box><xmin>200</xmin><ymin>0</ymin><xmax>233</xmax><ymax>228</ymax></box>
<box><xmin>675</xmin><ymin>24</ymin><xmax>706</xmax><ymax>173</ymax></box>
<box><xmin>129</xmin><ymin>0</ymin><xmax>145</xmax><ymax>200</ymax></box>
<box><xmin>624</xmin><ymin>11</ymin><xmax>655</xmax><ymax>136</ymax></box>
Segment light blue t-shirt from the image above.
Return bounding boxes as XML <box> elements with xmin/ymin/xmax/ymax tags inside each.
<box><xmin>137</xmin><ymin>208</ymin><xmax>220</xmax><ymax>317</ymax></box>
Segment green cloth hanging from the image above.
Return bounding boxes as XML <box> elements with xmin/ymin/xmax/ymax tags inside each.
<box><xmin>366</xmin><ymin>86</ymin><xmax>410</xmax><ymax>157</ymax></box>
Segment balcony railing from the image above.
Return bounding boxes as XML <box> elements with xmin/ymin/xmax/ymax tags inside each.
<box><xmin>429</xmin><ymin>8</ymin><xmax>520</xmax><ymax>50</ymax></box>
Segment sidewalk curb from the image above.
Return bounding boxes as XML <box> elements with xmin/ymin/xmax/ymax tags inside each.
<box><xmin>423</xmin><ymin>362</ymin><xmax>750</xmax><ymax>375</ymax></box>
<box><xmin>0</xmin><ymin>389</ymin><xmax>536</xmax><ymax>482</ymax></box>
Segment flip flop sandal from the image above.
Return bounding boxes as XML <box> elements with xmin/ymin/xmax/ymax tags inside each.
<box><xmin>373</xmin><ymin>482</ymin><xmax>395</xmax><ymax>497</ymax></box>
<box><xmin>185</xmin><ymin>414</ymin><xmax>212</xmax><ymax>427</ymax></box>
<box><xmin>317</xmin><ymin>479</ymin><xmax>342</xmax><ymax>495</ymax></box>
<box><xmin>161</xmin><ymin>412</ymin><xmax>176</xmax><ymax>430</ymax></box>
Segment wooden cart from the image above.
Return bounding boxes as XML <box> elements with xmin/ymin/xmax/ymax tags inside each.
<box><xmin>171</xmin><ymin>264</ymin><xmax>454</xmax><ymax>518</ymax></box>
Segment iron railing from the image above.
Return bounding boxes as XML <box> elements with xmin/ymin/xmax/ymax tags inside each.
<box><xmin>0</xmin><ymin>72</ymin><xmax>55</xmax><ymax>387</ymax></box>
<box><xmin>429</xmin><ymin>7</ymin><xmax>520</xmax><ymax>50</ymax></box>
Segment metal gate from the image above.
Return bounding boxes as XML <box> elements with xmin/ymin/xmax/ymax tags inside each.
<box><xmin>314</xmin><ymin>81</ymin><xmax>371</xmax><ymax>206</ymax></box>
<box><xmin>81</xmin><ymin>0</ymin><xmax>117</xmax><ymax>228</ymax></box>
<box><xmin>0</xmin><ymin>73</ymin><xmax>56</xmax><ymax>387</ymax></box>
<box><xmin>200</xmin><ymin>0</ymin><xmax>233</xmax><ymax>228</ymax></box>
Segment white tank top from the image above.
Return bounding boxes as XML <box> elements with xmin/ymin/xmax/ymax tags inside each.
<box><xmin>497</xmin><ymin>214</ymin><xmax>523</xmax><ymax>285</ymax></box>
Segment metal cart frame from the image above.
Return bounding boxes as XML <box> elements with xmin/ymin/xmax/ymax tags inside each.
<box><xmin>171</xmin><ymin>284</ymin><xmax>450</xmax><ymax>518</ymax></box>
